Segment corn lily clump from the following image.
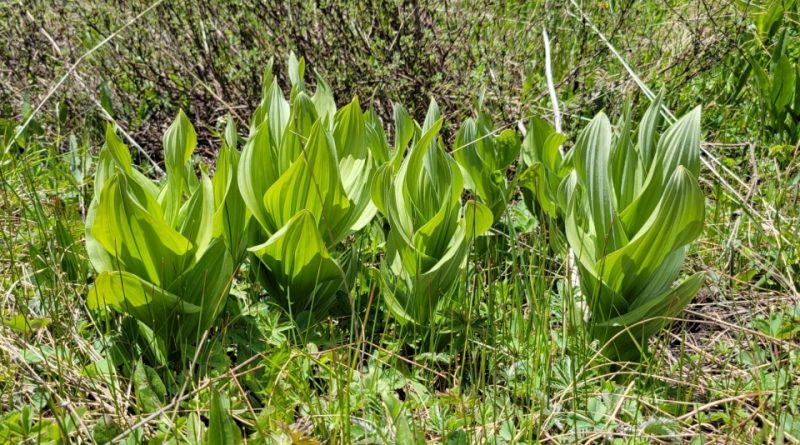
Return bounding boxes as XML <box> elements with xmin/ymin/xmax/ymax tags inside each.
<box><xmin>560</xmin><ymin>97</ymin><xmax>706</xmax><ymax>361</ymax></box>
<box><xmin>453</xmin><ymin>109</ymin><xmax>521</xmax><ymax>222</ymax></box>
<box><xmin>519</xmin><ymin>116</ymin><xmax>569</xmax><ymax>221</ymax></box>
<box><xmin>238</xmin><ymin>55</ymin><xmax>379</xmax><ymax>318</ymax></box>
<box><xmin>85</xmin><ymin>113</ymin><xmax>237</xmax><ymax>356</ymax></box>
<box><xmin>373</xmin><ymin>101</ymin><xmax>493</xmax><ymax>325</ymax></box>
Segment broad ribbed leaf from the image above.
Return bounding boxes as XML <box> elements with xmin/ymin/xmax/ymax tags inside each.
<box><xmin>573</xmin><ymin>112</ymin><xmax>622</xmax><ymax>252</ymax></box>
<box><xmin>385</xmin><ymin>118</ymin><xmax>445</xmax><ymax>246</ymax></box>
<box><xmin>382</xmin><ymin>227</ymin><xmax>469</xmax><ymax>325</ymax></box>
<box><xmin>610</xmin><ymin>106</ymin><xmax>641</xmax><ymax>211</ymax></box>
<box><xmin>170</xmin><ymin>240</ymin><xmax>233</xmax><ymax>335</ymax></box>
<box><xmin>249</xmin><ymin>210</ymin><xmax>344</xmax><ymax>310</ymax></box>
<box><xmin>287</xmin><ymin>52</ymin><xmax>304</xmax><ymax>87</ymax></box>
<box><xmin>454</xmin><ymin>116</ymin><xmax>518</xmax><ymax>220</ymax></box>
<box><xmin>519</xmin><ymin>163</ymin><xmax>556</xmax><ymax>216</ymax></box>
<box><xmin>334</xmin><ymin>97</ymin><xmax>378</xmax><ymax>231</ymax></box>
<box><xmin>413</xmin><ymin>202</ymin><xmax>459</xmax><ymax>262</ymax></box>
<box><xmin>312</xmin><ymin>77</ymin><xmax>337</xmax><ymax>125</ymax></box>
<box><xmin>265</xmin><ymin>78</ymin><xmax>290</xmax><ymax>148</ymax></box>
<box><xmin>621</xmin><ymin>107</ymin><xmax>701</xmax><ymax>234</ymax></box>
<box><xmin>522</xmin><ymin>116</ymin><xmax>551</xmax><ymax>166</ymax></box>
<box><xmin>592</xmin><ymin>272</ymin><xmax>704</xmax><ymax>361</ymax></box>
<box><xmin>92</xmin><ymin>175</ymin><xmax>191</xmax><ymax>286</ymax></box>
<box><xmin>163</xmin><ymin>110</ymin><xmax>196</xmax><ymax>178</ymax></box>
<box><xmin>393</xmin><ymin>103</ymin><xmax>415</xmax><ymax>160</ymax></box>
<box><xmin>422</xmin><ymin>99</ymin><xmax>441</xmax><ymax>135</ymax></box>
<box><xmin>637</xmin><ymin>92</ymin><xmax>663</xmax><ymax>170</ymax></box>
<box><xmin>279</xmin><ymin>92</ymin><xmax>319</xmax><ymax>173</ymax></box>
<box><xmin>103</xmin><ymin>124</ymin><xmax>132</xmax><ymax>175</ymax></box>
<box><xmin>365</xmin><ymin>108</ymin><xmax>390</xmax><ymax>163</ymax></box>
<box><xmin>238</xmin><ymin>122</ymin><xmax>279</xmax><ymax>232</ymax></box>
<box><xmin>88</xmin><ymin>271</ymin><xmax>201</xmax><ymax>333</ymax></box>
<box><xmin>601</xmin><ymin>167</ymin><xmax>704</xmax><ymax>297</ymax></box>
<box><xmin>453</xmin><ymin>118</ymin><xmax>479</xmax><ymax>190</ymax></box>
<box><xmin>213</xmin><ymin>143</ymin><xmax>248</xmax><ymax>257</ymax></box>
<box><xmin>334</xmin><ymin>97</ymin><xmax>368</xmax><ymax>197</ymax></box>
<box><xmin>177</xmin><ymin>173</ymin><xmax>214</xmax><ymax>259</ymax></box>
<box><xmin>162</xmin><ymin>110</ymin><xmax>197</xmax><ymax>224</ymax></box>
<box><xmin>464</xmin><ymin>200</ymin><xmax>493</xmax><ymax>240</ymax></box>
<box><xmin>263</xmin><ymin>120</ymin><xmax>351</xmax><ymax>243</ymax></box>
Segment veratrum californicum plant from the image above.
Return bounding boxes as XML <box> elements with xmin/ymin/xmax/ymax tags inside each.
<box><xmin>85</xmin><ymin>113</ymin><xmax>239</xmax><ymax>358</ymax></box>
<box><xmin>372</xmin><ymin>100</ymin><xmax>493</xmax><ymax>325</ymax></box>
<box><xmin>238</xmin><ymin>54</ymin><xmax>379</xmax><ymax>320</ymax></box>
<box><xmin>559</xmin><ymin>95</ymin><xmax>706</xmax><ymax>361</ymax></box>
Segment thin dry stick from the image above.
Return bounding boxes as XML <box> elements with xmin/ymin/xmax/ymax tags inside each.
<box><xmin>543</xmin><ymin>28</ymin><xmax>562</xmax><ymax>135</ymax></box>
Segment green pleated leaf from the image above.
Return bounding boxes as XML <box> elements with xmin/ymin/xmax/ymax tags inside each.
<box><xmin>573</xmin><ymin>112</ymin><xmax>623</xmax><ymax>252</ymax></box>
<box><xmin>224</xmin><ymin>115</ymin><xmax>238</xmax><ymax>150</ymax></box>
<box><xmin>88</xmin><ymin>271</ymin><xmax>200</xmax><ymax>333</ymax></box>
<box><xmin>213</xmin><ymin>143</ymin><xmax>248</xmax><ymax>257</ymax></box>
<box><xmin>393</xmin><ymin>103</ymin><xmax>415</xmax><ymax>161</ymax></box>
<box><xmin>265</xmin><ymin>77</ymin><xmax>290</xmax><ymax>148</ymax></box>
<box><xmin>103</xmin><ymin>124</ymin><xmax>132</xmax><ymax>175</ymax></box>
<box><xmin>334</xmin><ymin>97</ymin><xmax>367</xmax><ymax>188</ymax></box>
<box><xmin>621</xmin><ymin>106</ymin><xmax>701</xmax><ymax>234</ymax></box>
<box><xmin>654</xmin><ymin>107</ymin><xmax>702</xmax><ymax>180</ymax></box>
<box><xmin>334</xmin><ymin>97</ymin><xmax>378</xmax><ymax>231</ymax></box>
<box><xmin>519</xmin><ymin>162</ymin><xmax>557</xmax><ymax>217</ymax></box>
<box><xmin>464</xmin><ymin>200</ymin><xmax>493</xmax><ymax>240</ymax></box>
<box><xmin>238</xmin><ymin>121</ymin><xmax>279</xmax><ymax>232</ymax></box>
<box><xmin>592</xmin><ymin>272</ymin><xmax>704</xmax><ymax>361</ymax></box>
<box><xmin>163</xmin><ymin>110</ymin><xmax>196</xmax><ymax>178</ymax></box>
<box><xmin>312</xmin><ymin>76</ymin><xmax>337</xmax><ymax>125</ymax></box>
<box><xmin>422</xmin><ymin>98</ymin><xmax>441</xmax><ymax>135</ymax></box>
<box><xmin>279</xmin><ymin>92</ymin><xmax>319</xmax><ymax>173</ymax></box>
<box><xmin>405</xmin><ymin>118</ymin><xmax>458</xmax><ymax>223</ymax></box>
<box><xmin>453</xmin><ymin>117</ymin><xmax>479</xmax><ymax>191</ymax></box>
<box><xmin>637</xmin><ymin>92</ymin><xmax>663</xmax><ymax>170</ymax></box>
<box><xmin>413</xmin><ymin>202</ymin><xmax>459</xmax><ymax>263</ymax></box>
<box><xmin>382</xmin><ymin>227</ymin><xmax>469</xmax><ymax>326</ymax></box>
<box><xmin>453</xmin><ymin>115</ymin><xmax>516</xmax><ymax>221</ymax></box>
<box><xmin>600</xmin><ymin>167</ymin><xmax>705</xmax><ymax>298</ymax></box>
<box><xmin>260</xmin><ymin>58</ymin><xmax>274</xmax><ymax>100</ymax></box>
<box><xmin>263</xmin><ymin>119</ymin><xmax>352</xmax><ymax>243</ymax></box>
<box><xmin>610</xmin><ymin>105</ymin><xmax>641</xmax><ymax>211</ymax></box>
<box><xmin>519</xmin><ymin>117</ymin><xmax>568</xmax><ymax>219</ymax></box>
<box><xmin>169</xmin><ymin>240</ymin><xmax>233</xmax><ymax>335</ymax></box>
<box><xmin>177</xmin><ymin>172</ymin><xmax>214</xmax><ymax>259</ymax></box>
<box><xmin>371</xmin><ymin>163</ymin><xmax>395</xmax><ymax>217</ymax></box>
<box><xmin>287</xmin><ymin>51</ymin><xmax>304</xmax><ymax>86</ymax></box>
<box><xmin>521</xmin><ymin>116</ymin><xmax>563</xmax><ymax>169</ymax></box>
<box><xmin>92</xmin><ymin>175</ymin><xmax>192</xmax><ymax>286</ymax></box>
<box><xmin>365</xmin><ymin>108</ymin><xmax>390</xmax><ymax>163</ymax></box>
<box><xmin>162</xmin><ymin>110</ymin><xmax>197</xmax><ymax>224</ymax></box>
<box><xmin>386</xmin><ymin>118</ymin><xmax>446</xmax><ymax>246</ymax></box>
<box><xmin>249</xmin><ymin>210</ymin><xmax>344</xmax><ymax>312</ymax></box>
